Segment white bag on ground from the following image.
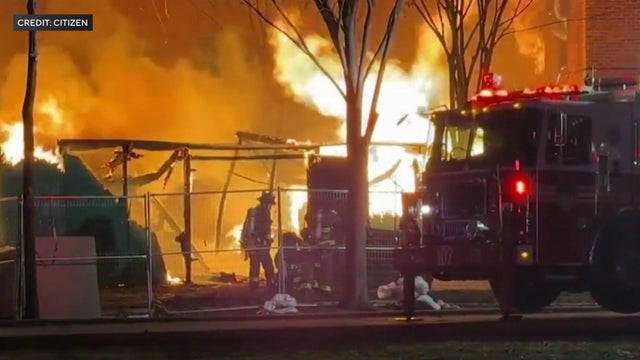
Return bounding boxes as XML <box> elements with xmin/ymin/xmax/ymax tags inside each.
<box><xmin>377</xmin><ymin>276</ymin><xmax>442</xmax><ymax>310</ymax></box>
<box><xmin>261</xmin><ymin>293</ymin><xmax>299</xmax><ymax>314</ymax></box>
<box><xmin>377</xmin><ymin>280</ymin><xmax>402</xmax><ymax>300</ymax></box>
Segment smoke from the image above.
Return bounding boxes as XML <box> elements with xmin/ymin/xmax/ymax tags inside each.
<box><xmin>3</xmin><ymin>3</ymin><xmax>261</xmax><ymax>144</ymax></box>
<box><xmin>511</xmin><ymin>0</ymin><xmax>552</xmax><ymax>75</ymax></box>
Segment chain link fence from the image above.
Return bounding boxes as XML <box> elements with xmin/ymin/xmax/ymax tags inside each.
<box><xmin>145</xmin><ymin>187</ymin><xmax>402</xmax><ymax>314</ymax></box>
<box><xmin>9</xmin><ymin>187</ymin><xmax>405</xmax><ymax>318</ymax></box>
<box><xmin>9</xmin><ymin>195</ymin><xmax>155</xmax><ymax>319</ymax></box>
<box><xmin>0</xmin><ymin>197</ymin><xmax>21</xmax><ymax>320</ymax></box>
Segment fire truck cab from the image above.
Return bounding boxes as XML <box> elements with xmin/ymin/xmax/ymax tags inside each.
<box><xmin>394</xmin><ymin>74</ymin><xmax>640</xmax><ymax>316</ymax></box>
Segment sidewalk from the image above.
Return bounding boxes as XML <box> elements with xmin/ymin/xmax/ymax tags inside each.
<box><xmin>1</xmin><ymin>310</ymin><xmax>637</xmax><ymax>350</ymax></box>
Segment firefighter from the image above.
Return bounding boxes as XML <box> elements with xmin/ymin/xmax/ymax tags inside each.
<box><xmin>311</xmin><ymin>208</ymin><xmax>342</xmax><ymax>300</ymax></box>
<box><xmin>175</xmin><ymin>231</ymin><xmax>194</xmax><ymax>284</ymax></box>
<box><xmin>240</xmin><ymin>192</ymin><xmax>276</xmax><ymax>291</ymax></box>
<box><xmin>275</xmin><ymin>232</ymin><xmax>305</xmax><ymax>292</ymax></box>
<box><xmin>399</xmin><ymin>206</ymin><xmax>422</xmax><ymax>248</ymax></box>
<box><xmin>296</xmin><ymin>226</ymin><xmax>316</xmax><ymax>301</ymax></box>
<box><xmin>398</xmin><ymin>204</ymin><xmax>423</xmax><ymax>318</ymax></box>
<box><xmin>496</xmin><ymin>210</ymin><xmax>519</xmax><ymax>320</ymax></box>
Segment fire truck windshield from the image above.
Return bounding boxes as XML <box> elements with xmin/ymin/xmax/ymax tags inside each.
<box><xmin>430</xmin><ymin>107</ymin><xmax>541</xmax><ymax>170</ymax></box>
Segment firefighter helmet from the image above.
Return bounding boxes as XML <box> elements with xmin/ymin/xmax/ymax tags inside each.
<box><xmin>257</xmin><ymin>191</ymin><xmax>275</xmax><ymax>204</ymax></box>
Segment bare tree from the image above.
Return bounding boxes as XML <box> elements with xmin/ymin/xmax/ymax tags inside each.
<box><xmin>240</xmin><ymin>0</ymin><xmax>404</xmax><ymax>309</ymax></box>
<box><xmin>22</xmin><ymin>0</ymin><xmax>40</xmax><ymax>319</ymax></box>
<box><xmin>412</xmin><ymin>0</ymin><xmax>532</xmax><ymax>109</ymax></box>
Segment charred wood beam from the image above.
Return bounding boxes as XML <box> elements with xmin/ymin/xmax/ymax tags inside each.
<box><xmin>215</xmin><ymin>138</ymin><xmax>242</xmax><ymax>251</ymax></box>
<box><xmin>236</xmin><ymin>131</ymin><xmax>293</xmax><ymax>145</ymax></box>
<box><xmin>58</xmin><ymin>139</ymin><xmax>322</xmax><ymax>152</ymax></box>
<box><xmin>369</xmin><ymin>160</ymin><xmax>401</xmax><ymax>186</ymax></box>
<box><xmin>183</xmin><ymin>152</ymin><xmax>193</xmax><ymax>281</ymax></box>
<box><xmin>191</xmin><ymin>154</ymin><xmax>304</xmax><ymax>161</ymax></box>
<box><xmin>150</xmin><ymin>196</ymin><xmax>211</xmax><ymax>272</ymax></box>
<box><xmin>59</xmin><ymin>138</ymin><xmax>426</xmax><ymax>153</ymax></box>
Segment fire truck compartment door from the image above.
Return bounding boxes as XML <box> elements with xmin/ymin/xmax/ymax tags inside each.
<box><xmin>537</xmin><ymin>171</ymin><xmax>595</xmax><ymax>264</ymax></box>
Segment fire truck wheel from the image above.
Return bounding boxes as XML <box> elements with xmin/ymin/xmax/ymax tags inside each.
<box><xmin>490</xmin><ymin>272</ymin><xmax>560</xmax><ymax>313</ymax></box>
<box><xmin>590</xmin><ymin>283</ymin><xmax>640</xmax><ymax>314</ymax></box>
<box><xmin>590</xmin><ymin>212</ymin><xmax>640</xmax><ymax>314</ymax></box>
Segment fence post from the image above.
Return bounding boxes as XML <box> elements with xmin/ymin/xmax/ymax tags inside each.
<box><xmin>16</xmin><ymin>195</ymin><xmax>24</xmax><ymax>320</ymax></box>
<box><xmin>144</xmin><ymin>193</ymin><xmax>153</xmax><ymax>317</ymax></box>
<box><xmin>276</xmin><ymin>187</ymin><xmax>284</xmax><ymax>295</ymax></box>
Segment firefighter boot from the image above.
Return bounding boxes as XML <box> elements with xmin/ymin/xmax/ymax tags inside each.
<box><xmin>318</xmin><ymin>284</ymin><xmax>334</xmax><ymax>302</ymax></box>
<box><xmin>249</xmin><ymin>279</ymin><xmax>260</xmax><ymax>291</ymax></box>
<box><xmin>297</xmin><ymin>282</ymin><xmax>315</xmax><ymax>303</ymax></box>
<box><xmin>496</xmin><ymin>275</ymin><xmax>522</xmax><ymax>321</ymax></box>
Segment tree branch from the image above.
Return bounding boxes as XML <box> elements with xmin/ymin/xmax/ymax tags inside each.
<box><xmin>496</xmin><ymin>0</ymin><xmax>533</xmax><ymax>43</ymax></box>
<box><xmin>241</xmin><ymin>0</ymin><xmax>346</xmax><ymax>99</ymax></box>
<box><xmin>313</xmin><ymin>0</ymin><xmax>349</xmax><ymax>71</ymax></box>
<box><xmin>356</xmin><ymin>0</ymin><xmax>374</xmax><ymax>91</ymax></box>
<box><xmin>414</xmin><ymin>0</ymin><xmax>450</xmax><ymax>56</ymax></box>
<box><xmin>363</xmin><ymin>0</ymin><xmax>403</xmax><ymax>146</ymax></box>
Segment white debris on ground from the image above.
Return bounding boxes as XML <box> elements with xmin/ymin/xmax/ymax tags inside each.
<box><xmin>257</xmin><ymin>293</ymin><xmax>299</xmax><ymax>315</ymax></box>
<box><xmin>377</xmin><ymin>275</ymin><xmax>460</xmax><ymax>310</ymax></box>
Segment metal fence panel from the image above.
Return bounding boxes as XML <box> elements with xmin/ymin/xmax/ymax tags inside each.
<box><xmin>31</xmin><ymin>195</ymin><xmax>152</xmax><ymax>318</ymax></box>
<box><xmin>148</xmin><ymin>189</ymin><xmax>282</xmax><ymax>313</ymax></box>
<box><xmin>7</xmin><ymin>187</ymin><xmax>406</xmax><ymax>318</ymax></box>
<box><xmin>0</xmin><ymin>197</ymin><xmax>21</xmax><ymax>320</ymax></box>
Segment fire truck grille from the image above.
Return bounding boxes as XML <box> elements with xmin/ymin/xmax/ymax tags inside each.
<box><xmin>441</xmin><ymin>180</ymin><xmax>486</xmax><ymax>218</ymax></box>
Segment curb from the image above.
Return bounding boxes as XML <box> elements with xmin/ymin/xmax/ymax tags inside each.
<box><xmin>1</xmin><ymin>312</ymin><xmax>638</xmax><ymax>349</ymax></box>
<box><xmin>0</xmin><ymin>304</ymin><xmax>602</xmax><ymax>326</ymax></box>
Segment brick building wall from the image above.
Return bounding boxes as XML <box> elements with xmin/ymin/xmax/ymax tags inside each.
<box><xmin>579</xmin><ymin>0</ymin><xmax>640</xmax><ymax>79</ymax></box>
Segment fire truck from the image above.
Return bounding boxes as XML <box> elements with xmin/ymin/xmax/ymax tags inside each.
<box><xmin>394</xmin><ymin>73</ymin><xmax>640</xmax><ymax>317</ymax></box>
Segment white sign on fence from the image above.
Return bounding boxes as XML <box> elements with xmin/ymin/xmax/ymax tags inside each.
<box><xmin>36</xmin><ymin>236</ymin><xmax>101</xmax><ymax>320</ymax></box>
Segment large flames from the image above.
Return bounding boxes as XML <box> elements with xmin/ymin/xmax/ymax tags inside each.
<box><xmin>0</xmin><ymin>96</ymin><xmax>64</xmax><ymax>166</ymax></box>
<box><xmin>269</xmin><ymin>25</ymin><xmax>444</xmax><ymax>219</ymax></box>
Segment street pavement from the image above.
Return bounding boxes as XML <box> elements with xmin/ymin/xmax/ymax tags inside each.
<box><xmin>1</xmin><ymin>307</ymin><xmax>640</xmax><ymax>349</ymax></box>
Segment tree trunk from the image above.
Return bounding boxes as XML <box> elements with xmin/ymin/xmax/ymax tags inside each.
<box><xmin>448</xmin><ymin>58</ymin><xmax>457</xmax><ymax>109</ymax></box>
<box><xmin>22</xmin><ymin>0</ymin><xmax>39</xmax><ymax>319</ymax></box>
<box><xmin>343</xmin><ymin>91</ymin><xmax>369</xmax><ymax>310</ymax></box>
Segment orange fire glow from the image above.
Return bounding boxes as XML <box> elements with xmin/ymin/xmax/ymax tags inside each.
<box><xmin>0</xmin><ymin>97</ymin><xmax>65</xmax><ymax>166</ymax></box>
<box><xmin>268</xmin><ymin>23</ymin><xmax>445</xmax><ymax>218</ymax></box>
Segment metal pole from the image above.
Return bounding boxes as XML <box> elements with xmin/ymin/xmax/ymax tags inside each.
<box><xmin>16</xmin><ymin>196</ymin><xmax>24</xmax><ymax>320</ymax></box>
<box><xmin>121</xmin><ymin>144</ymin><xmax>130</xmax><ymax>254</ymax></box>
<box><xmin>145</xmin><ymin>193</ymin><xmax>153</xmax><ymax>317</ymax></box>
<box><xmin>122</xmin><ymin>145</ymin><xmax>130</xmax><ymax>197</ymax></box>
<box><xmin>276</xmin><ymin>187</ymin><xmax>284</xmax><ymax>294</ymax></box>
<box><xmin>183</xmin><ymin>152</ymin><xmax>192</xmax><ymax>284</ymax></box>
<box><xmin>22</xmin><ymin>0</ymin><xmax>39</xmax><ymax>320</ymax></box>
<box><xmin>268</xmin><ymin>155</ymin><xmax>277</xmax><ymax>191</ymax></box>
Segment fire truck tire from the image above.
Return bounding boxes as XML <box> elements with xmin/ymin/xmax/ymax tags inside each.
<box><xmin>589</xmin><ymin>211</ymin><xmax>640</xmax><ymax>314</ymax></box>
<box><xmin>589</xmin><ymin>283</ymin><xmax>640</xmax><ymax>314</ymax></box>
<box><xmin>490</xmin><ymin>272</ymin><xmax>560</xmax><ymax>313</ymax></box>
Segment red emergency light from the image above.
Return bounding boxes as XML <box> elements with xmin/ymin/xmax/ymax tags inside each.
<box><xmin>522</xmin><ymin>84</ymin><xmax>581</xmax><ymax>96</ymax></box>
<box><xmin>482</xmin><ymin>73</ymin><xmax>496</xmax><ymax>88</ymax></box>
<box><xmin>515</xmin><ymin>179</ymin><xmax>528</xmax><ymax>196</ymax></box>
<box><xmin>505</xmin><ymin>160</ymin><xmax>532</xmax><ymax>201</ymax></box>
<box><xmin>471</xmin><ymin>79</ymin><xmax>582</xmax><ymax>107</ymax></box>
<box><xmin>505</xmin><ymin>172</ymin><xmax>532</xmax><ymax>201</ymax></box>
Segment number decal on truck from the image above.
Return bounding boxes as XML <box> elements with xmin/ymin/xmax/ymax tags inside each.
<box><xmin>437</xmin><ymin>245</ymin><xmax>453</xmax><ymax>266</ymax></box>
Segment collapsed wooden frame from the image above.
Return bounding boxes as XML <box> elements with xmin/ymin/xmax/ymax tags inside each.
<box><xmin>57</xmin><ymin>134</ymin><xmax>428</xmax><ymax>253</ymax></box>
